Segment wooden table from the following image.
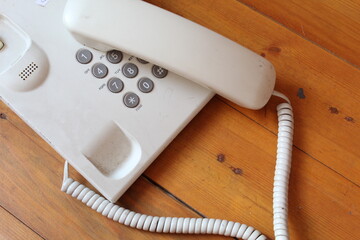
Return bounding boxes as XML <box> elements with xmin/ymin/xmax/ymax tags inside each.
<box><xmin>1</xmin><ymin>0</ymin><xmax>359</xmax><ymax>239</ymax></box>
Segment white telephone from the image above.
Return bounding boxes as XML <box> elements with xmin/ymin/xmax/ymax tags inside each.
<box><xmin>0</xmin><ymin>0</ymin><xmax>294</xmax><ymax>239</ymax></box>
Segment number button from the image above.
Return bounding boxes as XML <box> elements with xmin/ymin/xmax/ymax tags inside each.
<box><xmin>91</xmin><ymin>63</ymin><xmax>108</xmax><ymax>78</ymax></box>
<box><xmin>138</xmin><ymin>77</ymin><xmax>154</xmax><ymax>93</ymax></box>
<box><xmin>152</xmin><ymin>65</ymin><xmax>168</xmax><ymax>78</ymax></box>
<box><xmin>123</xmin><ymin>92</ymin><xmax>140</xmax><ymax>108</ymax></box>
<box><xmin>122</xmin><ymin>63</ymin><xmax>138</xmax><ymax>78</ymax></box>
<box><xmin>76</xmin><ymin>49</ymin><xmax>93</xmax><ymax>64</ymax></box>
<box><xmin>106</xmin><ymin>50</ymin><xmax>123</xmax><ymax>64</ymax></box>
<box><xmin>137</xmin><ymin>58</ymin><xmax>149</xmax><ymax>64</ymax></box>
<box><xmin>107</xmin><ymin>77</ymin><xmax>124</xmax><ymax>93</ymax></box>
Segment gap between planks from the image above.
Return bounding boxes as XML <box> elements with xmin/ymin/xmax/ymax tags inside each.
<box><xmin>216</xmin><ymin>95</ymin><xmax>359</xmax><ymax>188</ymax></box>
<box><xmin>234</xmin><ymin>0</ymin><xmax>360</xmax><ymax>71</ymax></box>
<box><xmin>0</xmin><ymin>205</ymin><xmax>45</xmax><ymax>240</ymax></box>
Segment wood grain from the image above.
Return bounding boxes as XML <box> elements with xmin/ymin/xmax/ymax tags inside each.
<box><xmin>146</xmin><ymin>0</ymin><xmax>360</xmax><ymax>186</ymax></box>
<box><xmin>237</xmin><ymin>0</ymin><xmax>360</xmax><ymax>68</ymax></box>
<box><xmin>0</xmin><ymin>207</ymin><xmax>42</xmax><ymax>240</ymax></box>
<box><xmin>1</xmin><ymin>0</ymin><xmax>360</xmax><ymax>240</ymax></box>
<box><xmin>0</xmin><ymin>101</ymin><xmax>221</xmax><ymax>240</ymax></box>
<box><xmin>146</xmin><ymin>98</ymin><xmax>360</xmax><ymax>240</ymax></box>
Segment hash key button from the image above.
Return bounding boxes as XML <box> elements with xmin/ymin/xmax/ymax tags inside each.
<box><xmin>152</xmin><ymin>65</ymin><xmax>168</xmax><ymax>78</ymax></box>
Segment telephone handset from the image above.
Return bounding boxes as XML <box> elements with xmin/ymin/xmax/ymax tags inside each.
<box><xmin>63</xmin><ymin>0</ymin><xmax>276</xmax><ymax>110</ymax></box>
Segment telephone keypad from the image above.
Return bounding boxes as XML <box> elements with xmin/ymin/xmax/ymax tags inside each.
<box><xmin>106</xmin><ymin>50</ymin><xmax>123</xmax><ymax>64</ymax></box>
<box><xmin>152</xmin><ymin>65</ymin><xmax>168</xmax><ymax>78</ymax></box>
<box><xmin>76</xmin><ymin>49</ymin><xmax>93</xmax><ymax>64</ymax></box>
<box><xmin>107</xmin><ymin>77</ymin><xmax>124</xmax><ymax>93</ymax></box>
<box><xmin>123</xmin><ymin>92</ymin><xmax>140</xmax><ymax>108</ymax></box>
<box><xmin>91</xmin><ymin>63</ymin><xmax>108</xmax><ymax>78</ymax></box>
<box><xmin>76</xmin><ymin>48</ymin><xmax>170</xmax><ymax>108</ymax></box>
<box><xmin>122</xmin><ymin>63</ymin><xmax>138</xmax><ymax>78</ymax></box>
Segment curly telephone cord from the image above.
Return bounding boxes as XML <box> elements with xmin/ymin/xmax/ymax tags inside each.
<box><xmin>61</xmin><ymin>91</ymin><xmax>293</xmax><ymax>240</ymax></box>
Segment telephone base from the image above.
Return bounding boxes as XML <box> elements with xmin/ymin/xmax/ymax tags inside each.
<box><xmin>0</xmin><ymin>0</ymin><xmax>214</xmax><ymax>202</ymax></box>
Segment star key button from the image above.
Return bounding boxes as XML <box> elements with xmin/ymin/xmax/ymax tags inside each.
<box><xmin>123</xmin><ymin>92</ymin><xmax>140</xmax><ymax>108</ymax></box>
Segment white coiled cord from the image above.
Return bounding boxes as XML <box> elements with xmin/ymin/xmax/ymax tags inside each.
<box><xmin>61</xmin><ymin>91</ymin><xmax>293</xmax><ymax>240</ymax></box>
<box><xmin>272</xmin><ymin>91</ymin><xmax>293</xmax><ymax>240</ymax></box>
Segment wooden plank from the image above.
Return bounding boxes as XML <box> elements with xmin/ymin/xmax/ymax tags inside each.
<box><xmin>0</xmin><ymin>207</ymin><xmax>42</xmax><ymax>240</ymax></box>
<box><xmin>145</xmin><ymin>0</ymin><xmax>360</xmax><ymax>186</ymax></box>
<box><xmin>146</xmin><ymin>98</ymin><xmax>360</xmax><ymax>240</ymax></box>
<box><xmin>237</xmin><ymin>0</ymin><xmax>360</xmax><ymax>68</ymax></box>
<box><xmin>0</xmin><ymin>102</ymin><xmax>222</xmax><ymax>240</ymax></box>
